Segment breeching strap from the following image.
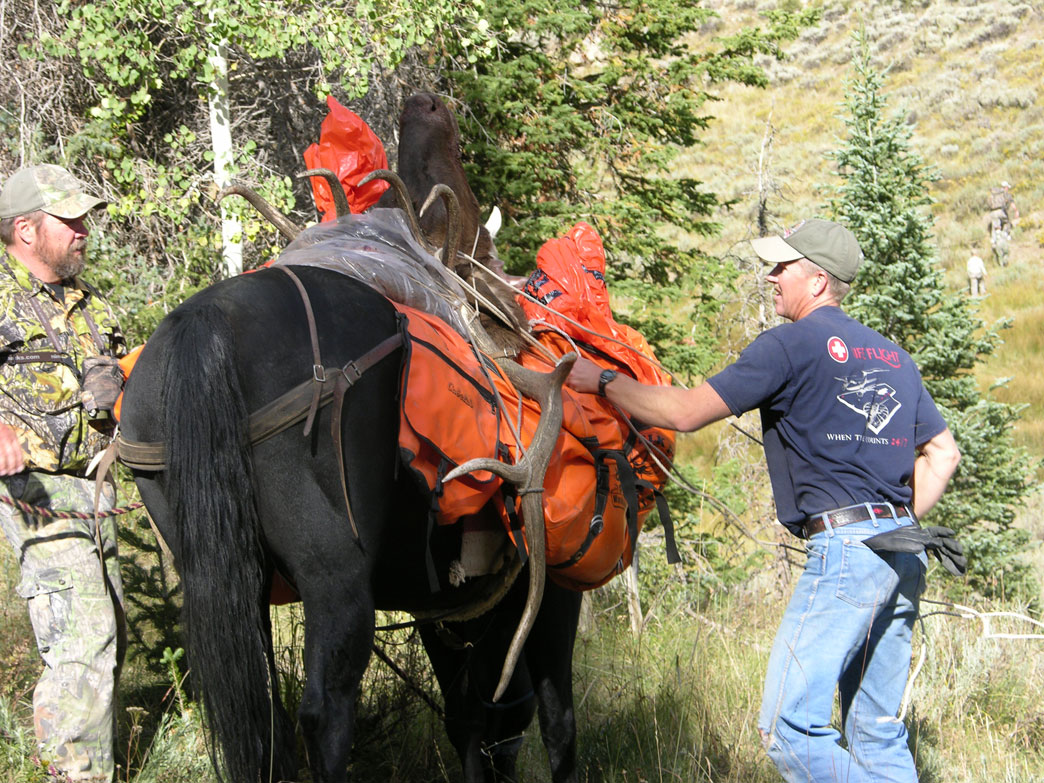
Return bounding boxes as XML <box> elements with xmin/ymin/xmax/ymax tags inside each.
<box><xmin>276</xmin><ymin>267</ymin><xmax>324</xmax><ymax>437</ymax></box>
<box><xmin>115</xmin><ymin>268</ymin><xmax>404</xmax><ymax>545</ymax></box>
<box><xmin>114</xmin><ymin>333</ymin><xmax>401</xmax><ymax>468</ymax></box>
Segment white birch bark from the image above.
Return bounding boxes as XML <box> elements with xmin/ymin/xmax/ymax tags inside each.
<box><xmin>207</xmin><ymin>30</ymin><xmax>242</xmax><ymax>277</ymax></box>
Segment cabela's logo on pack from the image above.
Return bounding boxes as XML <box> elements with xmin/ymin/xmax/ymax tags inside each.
<box><xmin>827</xmin><ymin>336</ymin><xmax>849</xmax><ymax>363</ymax></box>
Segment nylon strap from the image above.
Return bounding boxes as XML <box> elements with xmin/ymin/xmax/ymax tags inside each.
<box><xmin>0</xmin><ymin>349</ymin><xmax>79</xmax><ymax>372</ymax></box>
<box><xmin>636</xmin><ymin>478</ymin><xmax>679</xmax><ymax>564</ymax></box>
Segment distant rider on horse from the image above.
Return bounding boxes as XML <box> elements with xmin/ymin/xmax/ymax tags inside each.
<box><xmin>987</xmin><ymin>181</ymin><xmax>1018</xmax><ymax>266</ymax></box>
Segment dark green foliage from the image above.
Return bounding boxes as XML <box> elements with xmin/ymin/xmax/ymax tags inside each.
<box><xmin>830</xmin><ymin>33</ymin><xmax>1039</xmax><ymax>601</ymax></box>
<box><xmin>436</xmin><ymin>0</ymin><xmax>818</xmax><ymax>371</ymax></box>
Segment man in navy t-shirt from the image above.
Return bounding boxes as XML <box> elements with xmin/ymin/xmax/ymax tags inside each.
<box><xmin>566</xmin><ymin>218</ymin><xmax>962</xmax><ymax>782</ymax></box>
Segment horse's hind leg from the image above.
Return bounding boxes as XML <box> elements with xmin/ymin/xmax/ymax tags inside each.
<box><xmin>295</xmin><ymin>552</ymin><xmax>376</xmax><ymax>783</ymax></box>
<box><xmin>262</xmin><ymin>479</ymin><xmax>378</xmax><ymax>783</ymax></box>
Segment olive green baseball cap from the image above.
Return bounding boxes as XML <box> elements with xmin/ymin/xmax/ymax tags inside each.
<box><xmin>0</xmin><ymin>164</ymin><xmax>106</xmax><ymax>220</ymax></box>
<box><xmin>750</xmin><ymin>218</ymin><xmax>863</xmax><ymax>283</ymax></box>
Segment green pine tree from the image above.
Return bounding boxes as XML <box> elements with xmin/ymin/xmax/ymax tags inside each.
<box><xmin>437</xmin><ymin>0</ymin><xmax>819</xmax><ymax>377</ymax></box>
<box><xmin>830</xmin><ymin>33</ymin><xmax>1038</xmax><ymax>601</ymax></box>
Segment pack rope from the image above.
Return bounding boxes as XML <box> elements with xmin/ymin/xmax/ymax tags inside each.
<box><xmin>0</xmin><ymin>492</ymin><xmax>143</xmax><ymax>520</ymax></box>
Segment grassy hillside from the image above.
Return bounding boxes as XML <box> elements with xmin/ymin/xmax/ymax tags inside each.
<box><xmin>684</xmin><ymin>0</ymin><xmax>1044</xmax><ymax>460</ymax></box>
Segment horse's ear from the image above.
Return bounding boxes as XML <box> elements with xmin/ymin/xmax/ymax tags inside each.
<box><xmin>485</xmin><ymin>206</ymin><xmax>502</xmax><ymax>238</ymax></box>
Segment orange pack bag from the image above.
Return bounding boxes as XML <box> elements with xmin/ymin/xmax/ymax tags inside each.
<box><xmin>112</xmin><ymin>343</ymin><xmax>146</xmax><ymax>422</ymax></box>
<box><xmin>520</xmin><ymin>222</ymin><xmax>678</xmax><ymax>563</ymax></box>
<box><xmin>395</xmin><ymin>303</ymin><xmax>513</xmax><ymax>524</ymax></box>
<box><xmin>396</xmin><ymin>300</ymin><xmax>674</xmax><ymax>591</ymax></box>
<box><xmin>517</xmin><ymin>333</ymin><xmax>676</xmax><ymax>590</ymax></box>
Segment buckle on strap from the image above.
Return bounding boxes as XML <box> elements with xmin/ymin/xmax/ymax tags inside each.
<box><xmin>341</xmin><ymin>359</ymin><xmax>362</xmax><ymax>383</ymax></box>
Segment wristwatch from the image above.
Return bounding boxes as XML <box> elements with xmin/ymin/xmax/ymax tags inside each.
<box><xmin>598</xmin><ymin>368</ymin><xmax>618</xmax><ymax>397</ymax></box>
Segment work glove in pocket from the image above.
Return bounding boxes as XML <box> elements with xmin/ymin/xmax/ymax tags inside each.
<box><xmin>863</xmin><ymin>525</ymin><xmax>967</xmax><ymax>577</ymax></box>
<box><xmin>81</xmin><ymin>355</ymin><xmax>124</xmax><ymax>416</ymax></box>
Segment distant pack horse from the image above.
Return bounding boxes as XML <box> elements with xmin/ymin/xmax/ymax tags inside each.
<box><xmin>117</xmin><ymin>265</ymin><xmax>581</xmax><ymax>783</ymax></box>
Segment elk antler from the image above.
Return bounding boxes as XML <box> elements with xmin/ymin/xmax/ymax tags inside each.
<box><xmin>218</xmin><ymin>184</ymin><xmax>302</xmax><ymax>241</ymax></box>
<box><xmin>358</xmin><ymin>169</ymin><xmax>436</xmax><ymax>254</ymax></box>
<box><xmin>443</xmin><ymin>351</ymin><xmax>576</xmax><ymax>702</ymax></box>
<box><xmin>297</xmin><ymin>168</ymin><xmax>352</xmax><ymax>219</ymax></box>
<box><xmin>419</xmin><ymin>183</ymin><xmax>462</xmax><ymax>267</ymax></box>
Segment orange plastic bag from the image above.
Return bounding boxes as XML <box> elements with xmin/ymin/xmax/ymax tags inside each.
<box><xmin>521</xmin><ymin>222</ymin><xmax>673</xmax><ymax>388</ymax></box>
<box><xmin>520</xmin><ymin>222</ymin><xmax>675</xmax><ymax>488</ymax></box>
<box><xmin>303</xmin><ymin>96</ymin><xmax>390</xmax><ymax>218</ymax></box>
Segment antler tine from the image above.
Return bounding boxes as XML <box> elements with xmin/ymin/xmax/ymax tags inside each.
<box><xmin>443</xmin><ymin>458</ymin><xmax>526</xmax><ymax>486</ymax></box>
<box><xmin>443</xmin><ymin>352</ymin><xmax>577</xmax><ymax>702</ymax></box>
<box><xmin>218</xmin><ymin>183</ymin><xmax>302</xmax><ymax>241</ymax></box>
<box><xmin>419</xmin><ymin>183</ymin><xmax>462</xmax><ymax>266</ymax></box>
<box><xmin>297</xmin><ymin>168</ymin><xmax>351</xmax><ymax>219</ymax></box>
<box><xmin>359</xmin><ymin>169</ymin><xmax>435</xmax><ymax>253</ymax></box>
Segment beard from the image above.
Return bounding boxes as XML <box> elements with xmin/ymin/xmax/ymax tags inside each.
<box><xmin>40</xmin><ymin>240</ymin><xmax>86</xmax><ymax>281</ymax></box>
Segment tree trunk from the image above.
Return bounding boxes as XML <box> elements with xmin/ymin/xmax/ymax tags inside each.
<box><xmin>207</xmin><ymin>32</ymin><xmax>242</xmax><ymax>277</ymax></box>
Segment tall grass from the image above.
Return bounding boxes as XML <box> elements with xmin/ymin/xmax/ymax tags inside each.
<box><xmin>0</xmin><ymin>695</ymin><xmax>46</xmax><ymax>783</ymax></box>
<box><xmin>970</xmin><ymin>261</ymin><xmax>1044</xmax><ymax>462</ymax></box>
<box><xmin>6</xmin><ymin>542</ymin><xmax>1044</xmax><ymax>781</ymax></box>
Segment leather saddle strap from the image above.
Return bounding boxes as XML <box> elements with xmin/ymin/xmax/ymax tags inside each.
<box><xmin>329</xmin><ymin>355</ymin><xmax>372</xmax><ymax>545</ymax></box>
<box><xmin>324</xmin><ymin>322</ymin><xmax>408</xmax><ymax>546</ymax></box>
<box><xmin>330</xmin><ymin>373</ymin><xmax>357</xmax><ymax>540</ymax></box>
<box><xmin>250</xmin><ymin>334</ymin><xmax>401</xmax><ymax>448</ymax></box>
<box><xmin>114</xmin><ymin>332</ymin><xmax>403</xmax><ymax>471</ymax></box>
<box><xmin>276</xmin><ymin>266</ymin><xmax>324</xmax><ymax>437</ymax></box>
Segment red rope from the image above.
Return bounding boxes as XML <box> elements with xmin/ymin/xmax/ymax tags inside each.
<box><xmin>0</xmin><ymin>493</ymin><xmax>144</xmax><ymax>520</ymax></box>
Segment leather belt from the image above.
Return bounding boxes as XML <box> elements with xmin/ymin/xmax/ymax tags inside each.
<box><xmin>803</xmin><ymin>502</ymin><xmax>914</xmax><ymax>538</ymax></box>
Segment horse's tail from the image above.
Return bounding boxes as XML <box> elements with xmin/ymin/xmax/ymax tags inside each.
<box><xmin>161</xmin><ymin>302</ymin><xmax>295</xmax><ymax>782</ymax></box>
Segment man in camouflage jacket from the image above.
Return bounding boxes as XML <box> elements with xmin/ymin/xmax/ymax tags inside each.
<box><xmin>0</xmin><ymin>164</ymin><xmax>126</xmax><ymax>782</ymax></box>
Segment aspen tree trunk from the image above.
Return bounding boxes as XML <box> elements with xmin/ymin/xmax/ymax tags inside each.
<box><xmin>207</xmin><ymin>32</ymin><xmax>242</xmax><ymax>277</ymax></box>
<box><xmin>578</xmin><ymin>592</ymin><xmax>594</xmax><ymax>636</ymax></box>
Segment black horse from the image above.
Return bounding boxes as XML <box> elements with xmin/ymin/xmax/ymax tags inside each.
<box><xmin>119</xmin><ymin>265</ymin><xmax>581</xmax><ymax>782</ymax></box>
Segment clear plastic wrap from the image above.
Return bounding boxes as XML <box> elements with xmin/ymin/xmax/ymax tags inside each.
<box><xmin>273</xmin><ymin>208</ymin><xmax>471</xmax><ymax>336</ymax></box>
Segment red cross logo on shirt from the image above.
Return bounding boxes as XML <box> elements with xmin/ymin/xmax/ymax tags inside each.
<box><xmin>827</xmin><ymin>336</ymin><xmax>849</xmax><ymax>363</ymax></box>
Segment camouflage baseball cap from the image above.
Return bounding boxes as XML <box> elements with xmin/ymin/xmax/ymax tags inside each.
<box><xmin>0</xmin><ymin>164</ymin><xmax>106</xmax><ymax>220</ymax></box>
<box><xmin>750</xmin><ymin>218</ymin><xmax>863</xmax><ymax>283</ymax></box>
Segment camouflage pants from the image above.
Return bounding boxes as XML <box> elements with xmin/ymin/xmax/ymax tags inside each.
<box><xmin>0</xmin><ymin>472</ymin><xmax>125</xmax><ymax>783</ymax></box>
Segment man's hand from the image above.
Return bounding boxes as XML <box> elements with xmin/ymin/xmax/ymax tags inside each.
<box><xmin>863</xmin><ymin>525</ymin><xmax>967</xmax><ymax>577</ymax></box>
<box><xmin>565</xmin><ymin>357</ymin><xmax>604</xmax><ymax>396</ymax></box>
<box><xmin>81</xmin><ymin>355</ymin><xmax>124</xmax><ymax>416</ymax></box>
<box><xmin>0</xmin><ymin>423</ymin><xmax>25</xmax><ymax>476</ymax></box>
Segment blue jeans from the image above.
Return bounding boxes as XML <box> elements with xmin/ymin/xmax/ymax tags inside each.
<box><xmin>758</xmin><ymin>507</ymin><xmax>926</xmax><ymax>783</ymax></box>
